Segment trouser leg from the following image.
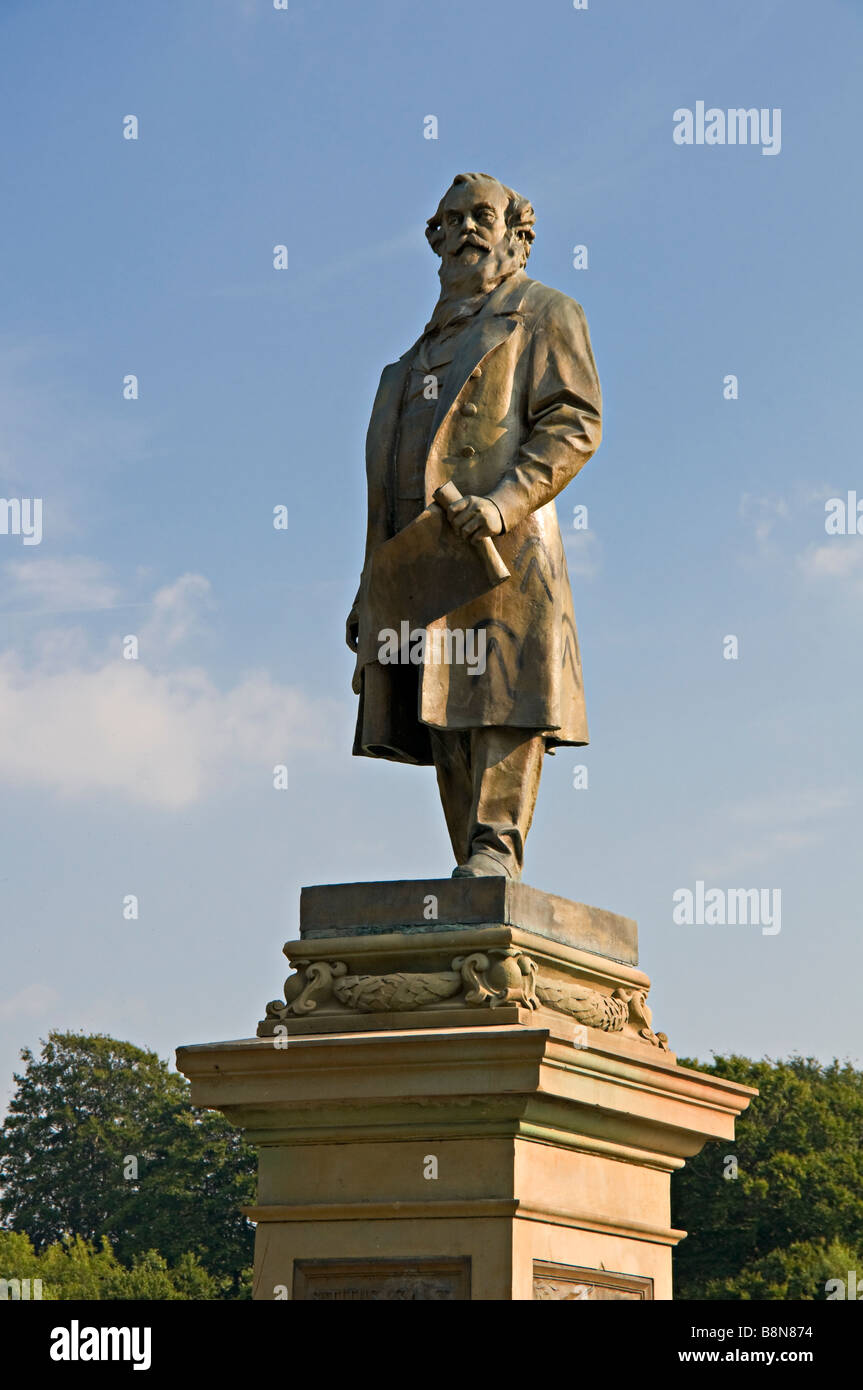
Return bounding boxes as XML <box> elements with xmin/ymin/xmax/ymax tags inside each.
<box><xmin>468</xmin><ymin>726</ymin><xmax>544</xmax><ymax>878</ymax></box>
<box><xmin>429</xmin><ymin>726</ymin><xmax>545</xmax><ymax>879</ymax></box>
<box><xmin>428</xmin><ymin>728</ymin><xmax>473</xmax><ymax>865</ymax></box>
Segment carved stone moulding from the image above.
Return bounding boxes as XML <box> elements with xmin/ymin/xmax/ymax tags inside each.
<box><xmin>533</xmin><ymin>1261</ymin><xmax>654</xmax><ymax>1300</ymax></box>
<box><xmin>258</xmin><ymin>942</ymin><xmax>669</xmax><ymax>1051</ymax></box>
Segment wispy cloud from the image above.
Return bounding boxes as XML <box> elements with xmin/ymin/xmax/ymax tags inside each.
<box><xmin>0</xmin><ymin>571</ymin><xmax>341</xmax><ymax>809</ymax></box>
<box><xmin>699</xmin><ymin>786</ymin><xmax>852</xmax><ymax>878</ymax></box>
<box><xmin>139</xmin><ymin>573</ymin><xmax>213</xmax><ymax>652</ymax></box>
<box><xmin>207</xmin><ymin>229</ymin><xmax>424</xmax><ymax>301</ymax></box>
<box><xmin>0</xmin><ymin>337</ymin><xmax>153</xmax><ymax>514</ymax></box>
<box><xmin>797</xmin><ymin>541</ymin><xmax>863</xmax><ymax>595</ymax></box>
<box><xmin>564</xmin><ymin>528</ymin><xmax>602</xmax><ymax>578</ymax></box>
<box><xmin>2</xmin><ymin>556</ymin><xmax>120</xmax><ymax>614</ymax></box>
<box><xmin>736</xmin><ymin>485</ymin><xmax>863</xmax><ymax>605</ymax></box>
<box><xmin>730</xmin><ymin>788</ymin><xmax>852</xmax><ymax>828</ymax></box>
<box><xmin>738</xmin><ymin>491</ymin><xmax>791</xmax><ymax>557</ymax></box>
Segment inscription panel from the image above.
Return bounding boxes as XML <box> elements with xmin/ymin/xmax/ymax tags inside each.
<box><xmin>293</xmin><ymin>1257</ymin><xmax>470</xmax><ymax>1301</ymax></box>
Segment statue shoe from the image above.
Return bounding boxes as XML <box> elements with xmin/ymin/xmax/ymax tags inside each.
<box><xmin>452</xmin><ymin>851</ymin><xmax>517</xmax><ymax>879</ymax></box>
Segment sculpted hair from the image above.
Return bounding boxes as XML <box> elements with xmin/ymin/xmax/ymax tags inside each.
<box><xmin>425</xmin><ymin>172</ymin><xmax>536</xmax><ymax>264</ymax></box>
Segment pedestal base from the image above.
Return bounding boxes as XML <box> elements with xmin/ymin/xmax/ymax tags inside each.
<box><xmin>176</xmin><ymin>881</ymin><xmax>754</xmax><ymax>1301</ymax></box>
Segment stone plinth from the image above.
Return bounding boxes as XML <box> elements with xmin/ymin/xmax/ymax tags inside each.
<box><xmin>299</xmin><ymin>877</ymin><xmax>638</xmax><ymax>963</ymax></box>
<box><xmin>176</xmin><ymin>881</ymin><xmax>755</xmax><ymax>1301</ymax></box>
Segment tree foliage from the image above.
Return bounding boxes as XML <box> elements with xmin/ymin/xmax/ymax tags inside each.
<box><xmin>672</xmin><ymin>1055</ymin><xmax>863</xmax><ymax>1299</ymax></box>
<box><xmin>0</xmin><ymin>1032</ymin><xmax>255</xmax><ymax>1294</ymax></box>
<box><xmin>0</xmin><ymin>1229</ymin><xmax>235</xmax><ymax>1300</ymax></box>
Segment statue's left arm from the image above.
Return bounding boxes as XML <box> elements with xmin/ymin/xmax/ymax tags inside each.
<box><xmin>485</xmin><ymin>294</ymin><xmax>602</xmax><ymax>533</ymax></box>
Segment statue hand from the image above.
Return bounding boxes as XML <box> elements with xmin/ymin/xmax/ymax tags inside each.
<box><xmin>446</xmin><ymin>495</ymin><xmax>504</xmax><ymax>540</ymax></box>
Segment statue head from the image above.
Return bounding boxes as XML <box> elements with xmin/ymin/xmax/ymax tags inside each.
<box><xmin>426</xmin><ymin>173</ymin><xmax>536</xmax><ymax>295</ymax></box>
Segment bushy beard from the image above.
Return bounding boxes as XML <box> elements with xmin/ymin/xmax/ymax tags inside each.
<box><xmin>432</xmin><ymin>232</ymin><xmax>525</xmax><ymax>321</ymax></box>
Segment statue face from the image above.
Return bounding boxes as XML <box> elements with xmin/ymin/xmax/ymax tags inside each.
<box><xmin>439</xmin><ymin>179</ymin><xmax>510</xmax><ymax>268</ymax></box>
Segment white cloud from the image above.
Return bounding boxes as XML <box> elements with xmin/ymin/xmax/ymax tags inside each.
<box><xmin>564</xmin><ymin>529</ymin><xmax>602</xmax><ymax>578</ymax></box>
<box><xmin>735</xmin><ymin>485</ymin><xmax>863</xmax><ymax>604</ymax></box>
<box><xmin>738</xmin><ymin>492</ymin><xmax>791</xmax><ymax>554</ymax></box>
<box><xmin>0</xmin><ymin>655</ymin><xmax>336</xmax><ymax>808</ymax></box>
<box><xmin>0</xmin><ymin>571</ymin><xmax>341</xmax><ymax>809</ymax></box>
<box><xmin>738</xmin><ymin>485</ymin><xmax>844</xmax><ymax>565</ymax></box>
<box><xmin>797</xmin><ymin>541</ymin><xmax>863</xmax><ymax>590</ymax></box>
<box><xmin>139</xmin><ymin>573</ymin><xmax>213</xmax><ymax>652</ymax></box>
<box><xmin>2</xmin><ymin>556</ymin><xmax>119</xmax><ymax>614</ymax></box>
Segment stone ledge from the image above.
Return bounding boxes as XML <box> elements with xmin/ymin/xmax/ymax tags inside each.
<box><xmin>299</xmin><ymin>879</ymin><xmax>638</xmax><ymax>965</ymax></box>
<box><xmin>243</xmin><ymin>1199</ymin><xmax>686</xmax><ymax>1246</ymax></box>
<box><xmin>177</xmin><ymin>1027</ymin><xmax>756</xmax><ymax>1159</ymax></box>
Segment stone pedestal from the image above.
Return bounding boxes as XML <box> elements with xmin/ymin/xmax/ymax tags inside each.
<box><xmin>177</xmin><ymin>880</ymin><xmax>754</xmax><ymax>1301</ymax></box>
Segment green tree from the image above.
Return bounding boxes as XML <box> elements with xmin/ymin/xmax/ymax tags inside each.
<box><xmin>0</xmin><ymin>1032</ymin><xmax>255</xmax><ymax>1294</ymax></box>
<box><xmin>707</xmin><ymin>1238</ymin><xmax>861</xmax><ymax>1301</ymax></box>
<box><xmin>672</xmin><ymin>1055</ymin><xmax>863</xmax><ymax>1299</ymax></box>
<box><xmin>0</xmin><ymin>1229</ymin><xmax>228</xmax><ymax>1300</ymax></box>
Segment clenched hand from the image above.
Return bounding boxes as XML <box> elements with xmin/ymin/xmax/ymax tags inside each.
<box><xmin>446</xmin><ymin>495</ymin><xmax>504</xmax><ymax>540</ymax></box>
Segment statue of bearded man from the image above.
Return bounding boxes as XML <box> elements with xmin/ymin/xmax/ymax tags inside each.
<box><xmin>346</xmin><ymin>172</ymin><xmax>602</xmax><ymax>882</ymax></box>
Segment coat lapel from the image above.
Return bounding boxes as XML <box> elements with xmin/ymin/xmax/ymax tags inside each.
<box><xmin>367</xmin><ymin>273</ymin><xmax>533</xmax><ymax>517</ymax></box>
<box><xmin>429</xmin><ymin>272</ymin><xmax>532</xmax><ymax>444</ymax></box>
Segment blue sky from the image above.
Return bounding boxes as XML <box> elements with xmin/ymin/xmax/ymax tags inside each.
<box><xmin>1</xmin><ymin>0</ymin><xmax>861</xmax><ymax>1107</ymax></box>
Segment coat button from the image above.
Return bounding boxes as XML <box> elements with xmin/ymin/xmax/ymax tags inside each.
<box><xmin>461</xmin><ymin>402</ymin><xmax>478</xmax><ymax>416</ymax></box>
<box><xmin>461</xmin><ymin>445</ymin><xmax>475</xmax><ymax>457</ymax></box>
<box><xmin>470</xmin><ymin>367</ymin><xmax>482</xmax><ymax>379</ymax></box>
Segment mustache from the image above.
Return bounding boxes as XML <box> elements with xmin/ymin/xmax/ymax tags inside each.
<box><xmin>452</xmin><ymin>233</ymin><xmax>490</xmax><ymax>255</ymax></box>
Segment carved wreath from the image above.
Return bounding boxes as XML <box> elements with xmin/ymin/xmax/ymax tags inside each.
<box><xmin>261</xmin><ymin>948</ymin><xmax>668</xmax><ymax>1049</ymax></box>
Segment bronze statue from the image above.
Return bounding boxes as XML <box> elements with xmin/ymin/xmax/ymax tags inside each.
<box><xmin>347</xmin><ymin>172</ymin><xmax>602</xmax><ymax>881</ymax></box>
